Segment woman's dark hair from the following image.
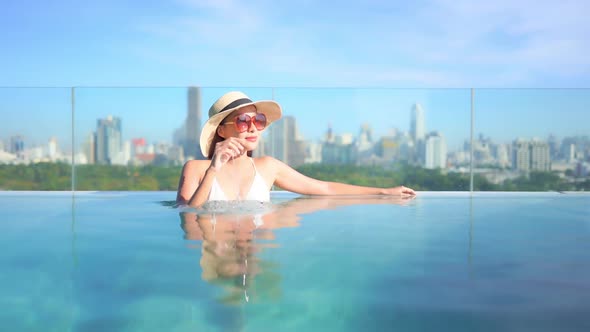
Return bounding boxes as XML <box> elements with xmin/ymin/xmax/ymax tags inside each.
<box><xmin>207</xmin><ymin>126</ymin><xmax>254</xmax><ymax>160</ymax></box>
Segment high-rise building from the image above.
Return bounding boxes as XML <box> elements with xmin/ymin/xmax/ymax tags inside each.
<box><xmin>513</xmin><ymin>139</ymin><xmax>530</xmax><ymax>171</ymax></box>
<box><xmin>324</xmin><ymin>124</ymin><xmax>334</xmax><ymax>143</ymax></box>
<box><xmin>567</xmin><ymin>143</ymin><xmax>576</xmax><ymax>162</ymax></box>
<box><xmin>512</xmin><ymin>139</ymin><xmax>551</xmax><ymax>172</ymax></box>
<box><xmin>95</xmin><ymin>116</ymin><xmax>122</xmax><ymax>165</ymax></box>
<box><xmin>495</xmin><ymin>143</ymin><xmax>510</xmax><ymax>168</ymax></box>
<box><xmin>10</xmin><ymin>135</ymin><xmax>24</xmax><ymax>156</ymax></box>
<box><xmin>48</xmin><ymin>137</ymin><xmax>58</xmax><ymax>160</ymax></box>
<box><xmin>167</xmin><ymin>145</ymin><xmax>185</xmax><ymax>165</ymax></box>
<box><xmin>472</xmin><ymin>134</ymin><xmax>494</xmax><ymax>165</ymax></box>
<box><xmin>376</xmin><ymin>137</ymin><xmax>399</xmax><ymax>161</ymax></box>
<box><xmin>409</xmin><ymin>103</ymin><xmax>426</xmax><ymax>165</ymax></box>
<box><xmin>410</xmin><ymin>103</ymin><xmax>425</xmax><ymax>143</ymax></box>
<box><xmin>173</xmin><ymin>124</ymin><xmax>185</xmax><ymax>147</ymax></box>
<box><xmin>357</xmin><ymin>124</ymin><xmax>374</xmax><ymax>158</ymax></box>
<box><xmin>424</xmin><ymin>132</ymin><xmax>447</xmax><ymax>169</ymax></box>
<box><xmin>184</xmin><ymin>87</ymin><xmax>203</xmax><ymax>160</ymax></box>
<box><xmin>547</xmin><ymin>134</ymin><xmax>560</xmax><ymax>160</ymax></box>
<box><xmin>304</xmin><ymin>141</ymin><xmax>322</xmax><ymax>164</ymax></box>
<box><xmin>84</xmin><ymin>133</ymin><xmax>96</xmax><ymax>164</ymax></box>
<box><xmin>265</xmin><ymin>116</ymin><xmax>306</xmax><ymax>167</ymax></box>
<box><xmin>322</xmin><ymin>133</ymin><xmax>356</xmax><ymax>164</ymax></box>
<box><xmin>530</xmin><ymin>139</ymin><xmax>551</xmax><ymax>171</ymax></box>
<box><xmin>398</xmin><ymin>133</ymin><xmax>415</xmax><ymax>163</ymax></box>
<box><xmin>111</xmin><ymin>141</ymin><xmax>131</xmax><ymax>166</ymax></box>
<box><xmin>336</xmin><ymin>133</ymin><xmax>354</xmax><ymax>145</ymax></box>
<box><xmin>560</xmin><ymin>136</ymin><xmax>590</xmax><ymax>162</ymax></box>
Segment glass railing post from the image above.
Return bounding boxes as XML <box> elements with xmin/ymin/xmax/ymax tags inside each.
<box><xmin>71</xmin><ymin>87</ymin><xmax>76</xmax><ymax>192</ymax></box>
<box><xmin>470</xmin><ymin>88</ymin><xmax>474</xmax><ymax>193</ymax></box>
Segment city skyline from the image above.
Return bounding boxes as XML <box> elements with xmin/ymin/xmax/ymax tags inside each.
<box><xmin>3</xmin><ymin>90</ymin><xmax>589</xmax><ymax>187</ymax></box>
<box><xmin>2</xmin><ymin>95</ymin><xmax>588</xmax><ymax>175</ymax></box>
<box><xmin>1</xmin><ymin>114</ymin><xmax>587</xmax><ymax>159</ymax></box>
<box><xmin>3</xmin><ymin>111</ymin><xmax>589</xmax><ymax>183</ymax></box>
<box><xmin>1</xmin><ymin>88</ymin><xmax>589</xmax><ymax>154</ymax></box>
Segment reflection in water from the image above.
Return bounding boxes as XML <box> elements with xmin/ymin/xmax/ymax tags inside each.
<box><xmin>178</xmin><ymin>196</ymin><xmax>416</xmax><ymax>306</ymax></box>
<box><xmin>468</xmin><ymin>195</ymin><xmax>473</xmax><ymax>274</ymax></box>
<box><xmin>71</xmin><ymin>192</ymin><xmax>78</xmax><ymax>267</ymax></box>
<box><xmin>179</xmin><ymin>205</ymin><xmax>293</xmax><ymax>305</ymax></box>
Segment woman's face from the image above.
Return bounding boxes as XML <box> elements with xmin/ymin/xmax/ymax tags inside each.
<box><xmin>218</xmin><ymin>105</ymin><xmax>264</xmax><ymax>151</ymax></box>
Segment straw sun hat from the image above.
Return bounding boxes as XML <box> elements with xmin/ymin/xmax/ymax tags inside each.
<box><xmin>199</xmin><ymin>91</ymin><xmax>282</xmax><ymax>158</ymax></box>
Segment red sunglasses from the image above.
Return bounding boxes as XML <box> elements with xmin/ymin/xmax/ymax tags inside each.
<box><xmin>224</xmin><ymin>113</ymin><xmax>267</xmax><ymax>133</ymax></box>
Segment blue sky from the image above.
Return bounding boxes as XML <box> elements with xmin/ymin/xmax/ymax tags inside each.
<box><xmin>0</xmin><ymin>0</ymin><xmax>589</xmax><ymax>151</ymax></box>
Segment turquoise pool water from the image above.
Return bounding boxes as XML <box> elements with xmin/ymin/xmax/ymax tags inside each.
<box><xmin>1</xmin><ymin>192</ymin><xmax>589</xmax><ymax>331</ymax></box>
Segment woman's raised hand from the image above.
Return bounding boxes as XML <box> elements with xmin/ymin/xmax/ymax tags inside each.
<box><xmin>210</xmin><ymin>137</ymin><xmax>248</xmax><ymax>171</ymax></box>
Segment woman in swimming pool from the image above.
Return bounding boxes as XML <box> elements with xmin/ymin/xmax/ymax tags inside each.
<box><xmin>176</xmin><ymin>91</ymin><xmax>416</xmax><ymax>207</ymax></box>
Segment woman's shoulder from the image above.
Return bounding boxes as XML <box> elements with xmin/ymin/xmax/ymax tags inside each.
<box><xmin>181</xmin><ymin>159</ymin><xmax>210</xmax><ymax>174</ymax></box>
<box><xmin>252</xmin><ymin>155</ymin><xmax>276</xmax><ymax>165</ymax></box>
<box><xmin>252</xmin><ymin>156</ymin><xmax>281</xmax><ymax>185</ymax></box>
<box><xmin>252</xmin><ymin>156</ymin><xmax>281</xmax><ymax>173</ymax></box>
<box><xmin>253</xmin><ymin>155</ymin><xmax>287</xmax><ymax>169</ymax></box>
<box><xmin>252</xmin><ymin>156</ymin><xmax>293</xmax><ymax>175</ymax></box>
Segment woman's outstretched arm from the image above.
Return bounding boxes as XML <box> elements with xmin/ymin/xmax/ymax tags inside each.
<box><xmin>269</xmin><ymin>157</ymin><xmax>416</xmax><ymax>196</ymax></box>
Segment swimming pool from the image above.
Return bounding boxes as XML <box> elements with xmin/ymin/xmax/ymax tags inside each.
<box><xmin>1</xmin><ymin>192</ymin><xmax>589</xmax><ymax>331</ymax></box>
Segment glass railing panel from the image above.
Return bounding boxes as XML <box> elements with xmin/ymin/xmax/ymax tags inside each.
<box><xmin>0</xmin><ymin>88</ymin><xmax>72</xmax><ymax>190</ymax></box>
<box><xmin>73</xmin><ymin>87</ymin><xmax>273</xmax><ymax>191</ymax></box>
<box><xmin>473</xmin><ymin>88</ymin><xmax>590</xmax><ymax>191</ymax></box>
<box><xmin>268</xmin><ymin>88</ymin><xmax>472</xmax><ymax>191</ymax></box>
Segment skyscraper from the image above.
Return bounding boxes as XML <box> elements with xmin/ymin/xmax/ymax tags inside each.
<box><xmin>48</xmin><ymin>137</ymin><xmax>58</xmax><ymax>160</ymax></box>
<box><xmin>184</xmin><ymin>86</ymin><xmax>203</xmax><ymax>160</ymax></box>
<box><xmin>530</xmin><ymin>139</ymin><xmax>551</xmax><ymax>171</ymax></box>
<box><xmin>410</xmin><ymin>103</ymin><xmax>425</xmax><ymax>143</ymax></box>
<box><xmin>410</xmin><ymin>103</ymin><xmax>426</xmax><ymax>165</ymax></box>
<box><xmin>513</xmin><ymin>139</ymin><xmax>530</xmax><ymax>171</ymax></box>
<box><xmin>84</xmin><ymin>133</ymin><xmax>96</xmax><ymax>164</ymax></box>
<box><xmin>495</xmin><ymin>143</ymin><xmax>510</xmax><ymax>168</ymax></box>
<box><xmin>569</xmin><ymin>144</ymin><xmax>577</xmax><ymax>162</ymax></box>
<box><xmin>357</xmin><ymin>123</ymin><xmax>374</xmax><ymax>152</ymax></box>
<box><xmin>10</xmin><ymin>135</ymin><xmax>24</xmax><ymax>156</ymax></box>
<box><xmin>376</xmin><ymin>137</ymin><xmax>399</xmax><ymax>161</ymax></box>
<box><xmin>266</xmin><ymin>116</ymin><xmax>306</xmax><ymax>167</ymax></box>
<box><xmin>512</xmin><ymin>139</ymin><xmax>551</xmax><ymax>172</ymax></box>
<box><xmin>424</xmin><ymin>132</ymin><xmax>447</xmax><ymax>169</ymax></box>
<box><xmin>95</xmin><ymin>116</ymin><xmax>122</xmax><ymax>165</ymax></box>
<box><xmin>547</xmin><ymin>134</ymin><xmax>560</xmax><ymax>160</ymax></box>
<box><xmin>304</xmin><ymin>142</ymin><xmax>322</xmax><ymax>164</ymax></box>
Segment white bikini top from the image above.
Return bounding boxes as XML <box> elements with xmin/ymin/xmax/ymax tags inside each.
<box><xmin>208</xmin><ymin>158</ymin><xmax>270</xmax><ymax>202</ymax></box>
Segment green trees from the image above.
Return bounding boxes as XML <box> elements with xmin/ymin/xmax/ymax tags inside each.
<box><xmin>74</xmin><ymin>164</ymin><xmax>181</xmax><ymax>190</ymax></box>
<box><xmin>296</xmin><ymin>163</ymin><xmax>474</xmax><ymax>191</ymax></box>
<box><xmin>0</xmin><ymin>162</ymin><xmax>71</xmax><ymax>190</ymax></box>
<box><xmin>0</xmin><ymin>163</ymin><xmax>586</xmax><ymax>191</ymax></box>
<box><xmin>0</xmin><ymin>163</ymin><xmax>181</xmax><ymax>191</ymax></box>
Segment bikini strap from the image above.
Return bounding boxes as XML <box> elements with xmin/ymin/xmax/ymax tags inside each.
<box><xmin>249</xmin><ymin>157</ymin><xmax>258</xmax><ymax>174</ymax></box>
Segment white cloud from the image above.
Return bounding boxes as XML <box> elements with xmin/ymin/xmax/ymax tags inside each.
<box><xmin>134</xmin><ymin>0</ymin><xmax>590</xmax><ymax>87</ymax></box>
<box><xmin>397</xmin><ymin>0</ymin><xmax>589</xmax><ymax>69</ymax></box>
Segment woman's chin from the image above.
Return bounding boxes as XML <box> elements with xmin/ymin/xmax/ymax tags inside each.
<box><xmin>244</xmin><ymin>141</ymin><xmax>258</xmax><ymax>151</ymax></box>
